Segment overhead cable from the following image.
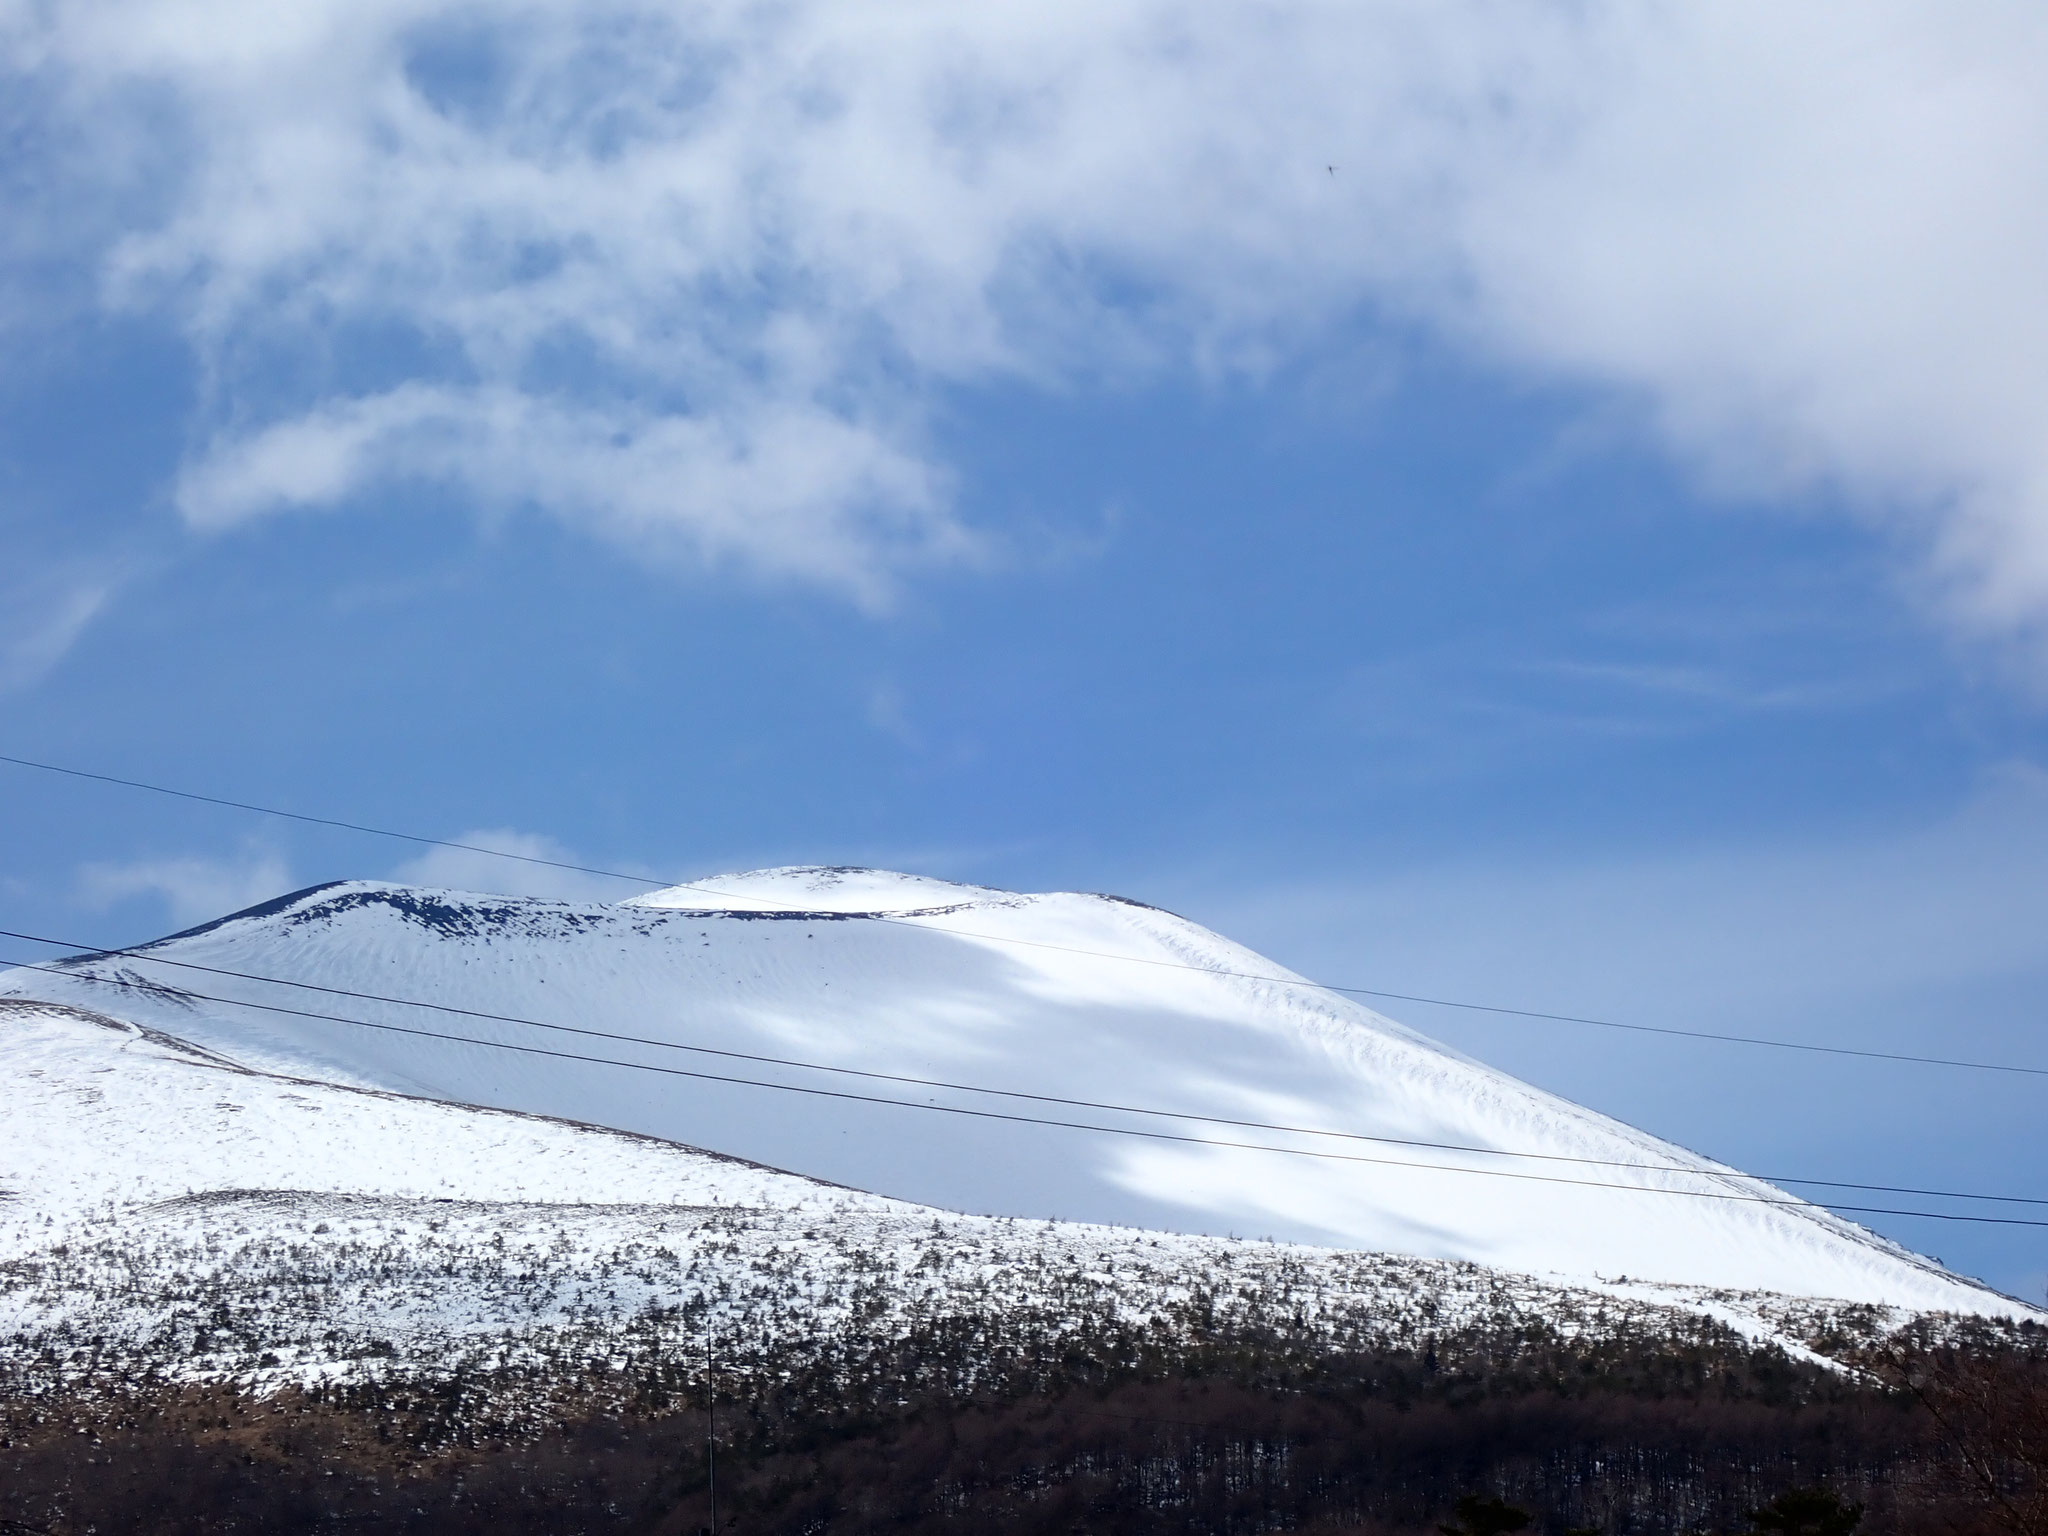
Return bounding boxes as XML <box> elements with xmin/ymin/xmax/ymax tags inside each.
<box><xmin>4</xmin><ymin>751</ymin><xmax>2045</xmax><ymax>1081</ymax></box>
<box><xmin>4</xmin><ymin>922</ymin><xmax>2046</xmax><ymax>1211</ymax></box>
<box><xmin>5</xmin><ymin>956</ymin><xmax>2047</xmax><ymax>1230</ymax></box>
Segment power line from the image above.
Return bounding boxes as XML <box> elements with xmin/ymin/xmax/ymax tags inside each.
<box><xmin>7</xmin><ymin>955</ymin><xmax>2048</xmax><ymax>1231</ymax></box>
<box><xmin>7</xmin><ymin>922</ymin><xmax>2048</xmax><ymax>1211</ymax></box>
<box><xmin>0</xmin><ymin>753</ymin><xmax>654</xmax><ymax>888</ymax></box>
<box><xmin>6</xmin><ymin>751</ymin><xmax>2047</xmax><ymax>1082</ymax></box>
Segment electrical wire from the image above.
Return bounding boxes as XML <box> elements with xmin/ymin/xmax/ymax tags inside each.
<box><xmin>6</xmin><ymin>955</ymin><xmax>2047</xmax><ymax>1229</ymax></box>
<box><xmin>5</xmin><ymin>751</ymin><xmax>2046</xmax><ymax>1081</ymax></box>
<box><xmin>5</xmin><ymin>921</ymin><xmax>2046</xmax><ymax>1211</ymax></box>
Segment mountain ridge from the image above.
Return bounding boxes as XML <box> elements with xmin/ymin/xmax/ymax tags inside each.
<box><xmin>1</xmin><ymin>866</ymin><xmax>2024</xmax><ymax>1315</ymax></box>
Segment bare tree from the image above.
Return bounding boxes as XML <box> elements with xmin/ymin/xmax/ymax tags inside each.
<box><xmin>1875</xmin><ymin>1335</ymin><xmax>2048</xmax><ymax>1536</ymax></box>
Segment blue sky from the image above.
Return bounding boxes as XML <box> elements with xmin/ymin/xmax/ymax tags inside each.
<box><xmin>4</xmin><ymin>0</ymin><xmax>2047</xmax><ymax>1296</ymax></box>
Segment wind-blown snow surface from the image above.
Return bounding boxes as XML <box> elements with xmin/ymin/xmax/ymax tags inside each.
<box><xmin>0</xmin><ymin>867</ymin><xmax>2023</xmax><ymax>1314</ymax></box>
<box><xmin>0</xmin><ymin>999</ymin><xmax>1976</xmax><ymax>1393</ymax></box>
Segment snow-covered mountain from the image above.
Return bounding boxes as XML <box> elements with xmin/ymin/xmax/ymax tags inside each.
<box><xmin>0</xmin><ymin>866</ymin><xmax>2024</xmax><ymax>1315</ymax></box>
<box><xmin>0</xmin><ymin>997</ymin><xmax>1987</xmax><ymax>1396</ymax></box>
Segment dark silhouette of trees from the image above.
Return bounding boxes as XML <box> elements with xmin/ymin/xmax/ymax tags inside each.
<box><xmin>1745</xmin><ymin>1486</ymin><xmax>1862</xmax><ymax>1535</ymax></box>
<box><xmin>5</xmin><ymin>1317</ymin><xmax>2043</xmax><ymax>1534</ymax></box>
<box><xmin>1440</xmin><ymin>1492</ymin><xmax>1534</xmax><ymax>1534</ymax></box>
<box><xmin>1874</xmin><ymin>1332</ymin><xmax>2048</xmax><ymax>1536</ymax></box>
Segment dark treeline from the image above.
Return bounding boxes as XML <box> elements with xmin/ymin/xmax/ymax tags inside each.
<box><xmin>1</xmin><ymin>1314</ymin><xmax>2041</xmax><ymax>1535</ymax></box>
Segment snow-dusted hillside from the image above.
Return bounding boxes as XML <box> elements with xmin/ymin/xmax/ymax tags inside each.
<box><xmin>0</xmin><ymin>999</ymin><xmax>1974</xmax><ymax>1397</ymax></box>
<box><xmin>0</xmin><ymin>867</ymin><xmax>2025</xmax><ymax>1314</ymax></box>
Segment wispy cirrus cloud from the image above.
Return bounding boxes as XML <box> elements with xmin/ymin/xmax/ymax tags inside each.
<box><xmin>3</xmin><ymin>1</ymin><xmax>2046</xmax><ymax>635</ymax></box>
<box><xmin>0</xmin><ymin>562</ymin><xmax>117</xmax><ymax>694</ymax></box>
<box><xmin>1328</xmin><ymin>626</ymin><xmax>1918</xmax><ymax>773</ymax></box>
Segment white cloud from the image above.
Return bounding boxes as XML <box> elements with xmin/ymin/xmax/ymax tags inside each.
<box><xmin>78</xmin><ymin>850</ymin><xmax>294</xmax><ymax>931</ymax></box>
<box><xmin>176</xmin><ymin>385</ymin><xmax>959</xmax><ymax>606</ymax></box>
<box><xmin>389</xmin><ymin>828</ymin><xmax>648</xmax><ymax>902</ymax></box>
<box><xmin>6</xmin><ymin>2</ymin><xmax>2048</xmax><ymax>628</ymax></box>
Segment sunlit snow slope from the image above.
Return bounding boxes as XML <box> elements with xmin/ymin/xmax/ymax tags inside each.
<box><xmin>0</xmin><ymin>866</ymin><xmax>2018</xmax><ymax>1313</ymax></box>
<box><xmin>0</xmin><ymin>997</ymin><xmax>900</xmax><ymax>1250</ymax></box>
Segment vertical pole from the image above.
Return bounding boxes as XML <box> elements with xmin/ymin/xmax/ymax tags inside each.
<box><xmin>707</xmin><ymin>1332</ymin><xmax>717</xmax><ymax>1536</ymax></box>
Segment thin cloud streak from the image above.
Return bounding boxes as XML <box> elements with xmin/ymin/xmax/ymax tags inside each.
<box><xmin>0</xmin><ymin>566</ymin><xmax>115</xmax><ymax>694</ymax></box>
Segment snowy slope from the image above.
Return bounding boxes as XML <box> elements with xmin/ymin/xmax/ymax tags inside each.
<box><xmin>0</xmin><ymin>997</ymin><xmax>899</xmax><ymax>1252</ymax></box>
<box><xmin>0</xmin><ymin>999</ymin><xmax>1978</xmax><ymax>1395</ymax></box>
<box><xmin>0</xmin><ymin>868</ymin><xmax>2023</xmax><ymax>1314</ymax></box>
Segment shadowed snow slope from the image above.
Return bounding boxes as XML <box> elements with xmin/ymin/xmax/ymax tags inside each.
<box><xmin>0</xmin><ymin>867</ymin><xmax>2021</xmax><ymax>1314</ymax></box>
